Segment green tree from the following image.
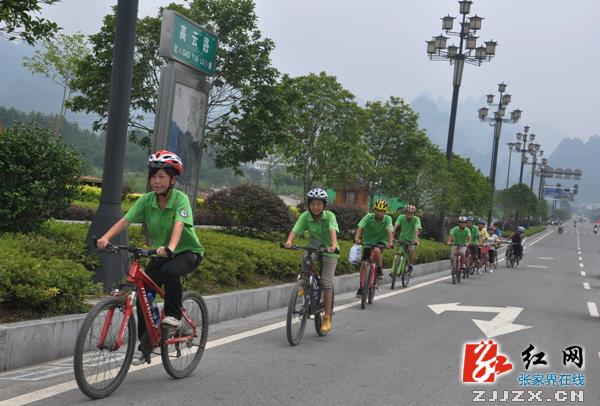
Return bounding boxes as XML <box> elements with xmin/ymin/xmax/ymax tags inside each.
<box><xmin>359</xmin><ymin>96</ymin><xmax>435</xmax><ymax>201</ymax></box>
<box><xmin>447</xmin><ymin>155</ymin><xmax>493</xmax><ymax>217</ymax></box>
<box><xmin>0</xmin><ymin>0</ymin><xmax>59</xmax><ymax>45</ymax></box>
<box><xmin>0</xmin><ymin>123</ymin><xmax>82</xmax><ymax>233</ymax></box>
<box><xmin>68</xmin><ymin>0</ymin><xmax>279</xmax><ymax>168</ymax></box>
<box><xmin>22</xmin><ymin>32</ymin><xmax>89</xmax><ymax>135</ymax></box>
<box><xmin>275</xmin><ymin>72</ymin><xmax>364</xmax><ymax>197</ymax></box>
<box><xmin>497</xmin><ymin>183</ymin><xmax>538</xmax><ymax>221</ymax></box>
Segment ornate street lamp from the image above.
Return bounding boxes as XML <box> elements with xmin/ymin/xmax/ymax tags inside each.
<box><xmin>478</xmin><ymin>82</ymin><xmax>521</xmax><ymax>224</ymax></box>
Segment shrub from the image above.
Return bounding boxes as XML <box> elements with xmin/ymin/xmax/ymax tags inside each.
<box><xmin>0</xmin><ymin>123</ymin><xmax>82</xmax><ymax>232</ymax></box>
<box><xmin>328</xmin><ymin>203</ymin><xmax>366</xmax><ymax>239</ymax></box>
<box><xmin>77</xmin><ymin>185</ymin><xmax>102</xmax><ymax>202</ymax></box>
<box><xmin>0</xmin><ymin>226</ymin><xmax>99</xmax><ymax>316</ymax></box>
<box><xmin>201</xmin><ymin>184</ymin><xmax>293</xmax><ymax>234</ymax></box>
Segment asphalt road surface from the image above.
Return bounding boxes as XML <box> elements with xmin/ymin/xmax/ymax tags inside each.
<box><xmin>1</xmin><ymin>224</ymin><xmax>599</xmax><ymax>405</ymax></box>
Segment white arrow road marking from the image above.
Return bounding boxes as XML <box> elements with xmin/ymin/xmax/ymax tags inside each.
<box><xmin>428</xmin><ymin>303</ymin><xmax>531</xmax><ymax>338</ymax></box>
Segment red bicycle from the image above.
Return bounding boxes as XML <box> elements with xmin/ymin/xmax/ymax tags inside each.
<box><xmin>359</xmin><ymin>243</ymin><xmax>385</xmax><ymax>309</ymax></box>
<box><xmin>450</xmin><ymin>244</ymin><xmax>465</xmax><ymax>285</ymax></box>
<box><xmin>73</xmin><ymin>241</ymin><xmax>209</xmax><ymax>399</ymax></box>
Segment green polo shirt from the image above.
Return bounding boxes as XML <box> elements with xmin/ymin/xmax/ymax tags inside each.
<box><xmin>469</xmin><ymin>225</ymin><xmax>480</xmax><ymax>244</ymax></box>
<box><xmin>450</xmin><ymin>226</ymin><xmax>471</xmax><ymax>246</ymax></box>
<box><xmin>357</xmin><ymin>213</ymin><xmax>392</xmax><ymax>246</ymax></box>
<box><xmin>292</xmin><ymin>210</ymin><xmax>339</xmax><ymax>257</ymax></box>
<box><xmin>394</xmin><ymin>214</ymin><xmax>422</xmax><ymax>242</ymax></box>
<box><xmin>124</xmin><ymin>189</ymin><xmax>204</xmax><ymax>256</ymax></box>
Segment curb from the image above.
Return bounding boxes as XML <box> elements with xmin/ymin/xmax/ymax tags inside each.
<box><xmin>0</xmin><ymin>259</ymin><xmax>449</xmax><ymax>371</ymax></box>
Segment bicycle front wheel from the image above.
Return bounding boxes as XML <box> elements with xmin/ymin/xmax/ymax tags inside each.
<box><xmin>286</xmin><ymin>279</ymin><xmax>308</xmax><ymax>345</ymax></box>
<box><xmin>367</xmin><ymin>267</ymin><xmax>376</xmax><ymax>304</ymax></box>
<box><xmin>73</xmin><ymin>296</ymin><xmax>135</xmax><ymax>400</ymax></box>
<box><xmin>161</xmin><ymin>291</ymin><xmax>209</xmax><ymax>379</ymax></box>
<box><xmin>390</xmin><ymin>255</ymin><xmax>399</xmax><ymax>290</ymax></box>
<box><xmin>401</xmin><ymin>258</ymin><xmax>411</xmax><ymax>288</ymax></box>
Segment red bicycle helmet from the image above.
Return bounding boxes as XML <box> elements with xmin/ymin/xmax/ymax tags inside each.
<box><xmin>148</xmin><ymin>150</ymin><xmax>183</xmax><ymax>176</ymax></box>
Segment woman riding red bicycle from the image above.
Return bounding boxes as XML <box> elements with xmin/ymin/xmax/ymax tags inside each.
<box><xmin>97</xmin><ymin>150</ymin><xmax>204</xmax><ymax>365</ymax></box>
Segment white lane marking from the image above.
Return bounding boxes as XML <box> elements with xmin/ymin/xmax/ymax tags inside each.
<box><xmin>584</xmin><ymin>282</ymin><xmax>590</xmax><ymax>290</ymax></box>
<box><xmin>526</xmin><ymin>265</ymin><xmax>547</xmax><ymax>269</ymax></box>
<box><xmin>579</xmin><ymin>257</ymin><xmax>583</xmax><ymax>261</ymax></box>
<box><xmin>536</xmin><ymin>257</ymin><xmax>554</xmax><ymax>260</ymax></box>
<box><xmin>581</xmin><ymin>271</ymin><xmax>587</xmax><ymax>277</ymax></box>
<box><xmin>0</xmin><ymin>275</ymin><xmax>451</xmax><ymax>406</ymax></box>
<box><xmin>588</xmin><ymin>302</ymin><xmax>599</xmax><ymax>318</ymax></box>
<box><xmin>580</xmin><ymin>263</ymin><xmax>584</xmax><ymax>268</ymax></box>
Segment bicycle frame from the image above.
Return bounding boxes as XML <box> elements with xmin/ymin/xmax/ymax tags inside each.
<box><xmin>97</xmin><ymin>257</ymin><xmax>198</xmax><ymax>352</ymax></box>
<box><xmin>452</xmin><ymin>245</ymin><xmax>465</xmax><ymax>271</ymax></box>
<box><xmin>360</xmin><ymin>246</ymin><xmax>382</xmax><ymax>289</ymax></box>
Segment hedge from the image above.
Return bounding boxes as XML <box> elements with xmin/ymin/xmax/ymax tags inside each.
<box><xmin>0</xmin><ymin>221</ymin><xmax>452</xmax><ymax>319</ymax></box>
<box><xmin>0</xmin><ymin>222</ymin><xmax>99</xmax><ymax>316</ymax></box>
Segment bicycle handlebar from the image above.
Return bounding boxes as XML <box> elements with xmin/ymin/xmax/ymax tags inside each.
<box><xmin>92</xmin><ymin>237</ymin><xmax>157</xmax><ymax>257</ymax></box>
<box><xmin>280</xmin><ymin>242</ymin><xmax>340</xmax><ymax>255</ymax></box>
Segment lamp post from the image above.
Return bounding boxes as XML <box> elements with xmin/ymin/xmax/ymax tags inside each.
<box><xmin>527</xmin><ymin>144</ymin><xmax>543</xmax><ymax>190</ymax></box>
<box><xmin>537</xmin><ymin>158</ymin><xmax>549</xmax><ymax>199</ymax></box>
<box><xmin>506</xmin><ymin>142</ymin><xmax>517</xmax><ymax>188</ymax></box>
<box><xmin>427</xmin><ymin>1</ymin><xmax>497</xmax><ymax>239</ymax></box>
<box><xmin>478</xmin><ymin>83</ymin><xmax>521</xmax><ymax>224</ymax></box>
<box><xmin>427</xmin><ymin>2</ymin><xmax>497</xmax><ymax>164</ymax></box>
<box><xmin>515</xmin><ymin>126</ymin><xmax>536</xmax><ymax>184</ymax></box>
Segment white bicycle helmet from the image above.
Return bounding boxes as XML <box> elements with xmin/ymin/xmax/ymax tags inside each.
<box><xmin>517</xmin><ymin>226</ymin><xmax>526</xmax><ymax>232</ymax></box>
<box><xmin>306</xmin><ymin>188</ymin><xmax>329</xmax><ymax>204</ymax></box>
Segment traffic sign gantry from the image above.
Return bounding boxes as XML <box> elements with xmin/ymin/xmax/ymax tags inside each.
<box><xmin>159</xmin><ymin>10</ymin><xmax>218</xmax><ymax>75</ymax></box>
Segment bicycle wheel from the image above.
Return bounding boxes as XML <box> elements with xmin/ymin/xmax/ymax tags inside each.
<box><xmin>401</xmin><ymin>257</ymin><xmax>411</xmax><ymax>288</ymax></box>
<box><xmin>161</xmin><ymin>291</ymin><xmax>209</xmax><ymax>379</ymax></box>
<box><xmin>74</xmin><ymin>296</ymin><xmax>135</xmax><ymax>399</ymax></box>
<box><xmin>315</xmin><ymin>286</ymin><xmax>334</xmax><ymax>337</ymax></box>
<box><xmin>390</xmin><ymin>255</ymin><xmax>399</xmax><ymax>290</ymax></box>
<box><xmin>286</xmin><ymin>279</ymin><xmax>308</xmax><ymax>345</ymax></box>
<box><xmin>360</xmin><ymin>264</ymin><xmax>368</xmax><ymax>309</ymax></box>
<box><xmin>451</xmin><ymin>259</ymin><xmax>457</xmax><ymax>285</ymax></box>
<box><xmin>368</xmin><ymin>267</ymin><xmax>376</xmax><ymax>304</ymax></box>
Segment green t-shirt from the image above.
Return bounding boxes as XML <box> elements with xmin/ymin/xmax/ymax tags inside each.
<box><xmin>124</xmin><ymin>189</ymin><xmax>204</xmax><ymax>256</ymax></box>
<box><xmin>357</xmin><ymin>213</ymin><xmax>393</xmax><ymax>246</ymax></box>
<box><xmin>450</xmin><ymin>226</ymin><xmax>471</xmax><ymax>246</ymax></box>
<box><xmin>394</xmin><ymin>214</ymin><xmax>422</xmax><ymax>242</ymax></box>
<box><xmin>292</xmin><ymin>210</ymin><xmax>339</xmax><ymax>257</ymax></box>
<box><xmin>469</xmin><ymin>225</ymin><xmax>480</xmax><ymax>244</ymax></box>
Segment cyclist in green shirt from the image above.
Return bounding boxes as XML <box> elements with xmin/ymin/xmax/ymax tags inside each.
<box><xmin>354</xmin><ymin>199</ymin><xmax>394</xmax><ymax>297</ymax></box>
<box><xmin>392</xmin><ymin>204</ymin><xmax>421</xmax><ymax>273</ymax></box>
<box><xmin>97</xmin><ymin>150</ymin><xmax>203</xmax><ymax>365</ymax></box>
<box><xmin>285</xmin><ymin>188</ymin><xmax>338</xmax><ymax>334</ymax></box>
<box><xmin>466</xmin><ymin>216</ymin><xmax>481</xmax><ymax>271</ymax></box>
<box><xmin>447</xmin><ymin>216</ymin><xmax>472</xmax><ymax>267</ymax></box>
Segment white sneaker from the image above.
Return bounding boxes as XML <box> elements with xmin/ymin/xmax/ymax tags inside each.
<box><xmin>476</xmin><ymin>269</ymin><xmax>482</xmax><ymax>275</ymax></box>
<box><xmin>131</xmin><ymin>351</ymin><xmax>146</xmax><ymax>366</ymax></box>
<box><xmin>162</xmin><ymin>316</ymin><xmax>181</xmax><ymax>328</ymax></box>
<box><xmin>489</xmin><ymin>268</ymin><xmax>494</xmax><ymax>273</ymax></box>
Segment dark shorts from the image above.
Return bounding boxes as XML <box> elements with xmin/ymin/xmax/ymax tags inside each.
<box><xmin>361</xmin><ymin>244</ymin><xmax>386</xmax><ymax>261</ymax></box>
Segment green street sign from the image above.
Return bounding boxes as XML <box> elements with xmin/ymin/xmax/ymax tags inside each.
<box><xmin>159</xmin><ymin>10</ymin><xmax>218</xmax><ymax>75</ymax></box>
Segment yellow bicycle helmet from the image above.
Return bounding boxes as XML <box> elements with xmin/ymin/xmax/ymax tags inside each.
<box><xmin>374</xmin><ymin>199</ymin><xmax>388</xmax><ymax>211</ymax></box>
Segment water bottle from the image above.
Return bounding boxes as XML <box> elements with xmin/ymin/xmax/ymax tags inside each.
<box><xmin>147</xmin><ymin>291</ymin><xmax>160</xmax><ymax>326</ymax></box>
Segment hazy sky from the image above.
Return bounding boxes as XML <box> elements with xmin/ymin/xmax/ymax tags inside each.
<box><xmin>39</xmin><ymin>0</ymin><xmax>600</xmax><ymax>144</ymax></box>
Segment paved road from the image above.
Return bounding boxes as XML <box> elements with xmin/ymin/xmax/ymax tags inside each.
<box><xmin>1</xmin><ymin>224</ymin><xmax>599</xmax><ymax>405</ymax></box>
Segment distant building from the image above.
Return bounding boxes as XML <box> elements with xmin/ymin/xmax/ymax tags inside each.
<box><xmin>244</xmin><ymin>155</ymin><xmax>285</xmax><ymax>174</ymax></box>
